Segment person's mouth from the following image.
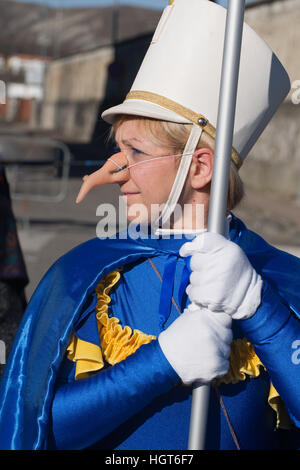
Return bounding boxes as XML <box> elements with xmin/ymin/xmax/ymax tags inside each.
<box><xmin>121</xmin><ymin>191</ymin><xmax>140</xmax><ymax>196</ymax></box>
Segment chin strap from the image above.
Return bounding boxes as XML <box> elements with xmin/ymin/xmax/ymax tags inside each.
<box><xmin>155</xmin><ymin>124</ymin><xmax>203</xmax><ymax>233</ymax></box>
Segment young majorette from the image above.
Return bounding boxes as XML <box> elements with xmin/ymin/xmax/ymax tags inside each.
<box><xmin>0</xmin><ymin>0</ymin><xmax>299</xmax><ymax>450</ymax></box>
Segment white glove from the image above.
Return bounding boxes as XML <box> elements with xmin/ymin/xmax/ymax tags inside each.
<box><xmin>179</xmin><ymin>232</ymin><xmax>263</xmax><ymax>320</ymax></box>
<box><xmin>158</xmin><ymin>304</ymin><xmax>232</xmax><ymax>385</ymax></box>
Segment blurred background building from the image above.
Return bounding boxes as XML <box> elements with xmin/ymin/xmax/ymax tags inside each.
<box><xmin>0</xmin><ymin>1</ymin><xmax>162</xmax><ymax>172</ymax></box>
<box><xmin>0</xmin><ymin>0</ymin><xmax>299</xmax><ymax>353</ymax></box>
<box><xmin>0</xmin><ymin>0</ymin><xmax>299</xmax><ymax>189</ymax></box>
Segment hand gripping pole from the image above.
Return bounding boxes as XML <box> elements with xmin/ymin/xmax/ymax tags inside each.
<box><xmin>188</xmin><ymin>0</ymin><xmax>246</xmax><ymax>450</ymax></box>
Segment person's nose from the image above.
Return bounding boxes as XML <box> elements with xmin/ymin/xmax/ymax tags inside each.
<box><xmin>76</xmin><ymin>152</ymin><xmax>129</xmax><ymax>203</ymax></box>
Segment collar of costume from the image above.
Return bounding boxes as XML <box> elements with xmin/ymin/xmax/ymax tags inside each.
<box><xmin>0</xmin><ymin>214</ymin><xmax>300</xmax><ymax>449</ymax></box>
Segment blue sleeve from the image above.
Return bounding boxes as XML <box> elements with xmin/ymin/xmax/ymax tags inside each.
<box><xmin>49</xmin><ymin>340</ymin><xmax>181</xmax><ymax>450</ymax></box>
<box><xmin>240</xmin><ymin>280</ymin><xmax>300</xmax><ymax>428</ymax></box>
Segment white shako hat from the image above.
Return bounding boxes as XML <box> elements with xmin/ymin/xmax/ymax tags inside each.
<box><xmin>102</xmin><ymin>0</ymin><xmax>290</xmax><ymax>226</ymax></box>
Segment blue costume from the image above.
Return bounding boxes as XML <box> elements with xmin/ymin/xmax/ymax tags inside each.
<box><xmin>0</xmin><ymin>214</ymin><xmax>300</xmax><ymax>450</ymax></box>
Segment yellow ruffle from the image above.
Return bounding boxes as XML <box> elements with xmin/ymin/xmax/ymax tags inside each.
<box><xmin>268</xmin><ymin>382</ymin><xmax>293</xmax><ymax>430</ymax></box>
<box><xmin>67</xmin><ymin>270</ymin><xmax>156</xmax><ymax>380</ymax></box>
<box><xmin>66</xmin><ymin>270</ymin><xmax>291</xmax><ymax>429</ymax></box>
<box><xmin>67</xmin><ymin>335</ymin><xmax>104</xmax><ymax>380</ymax></box>
<box><xmin>97</xmin><ymin>311</ymin><xmax>156</xmax><ymax>366</ymax></box>
<box><xmin>217</xmin><ymin>338</ymin><xmax>265</xmax><ymax>385</ymax></box>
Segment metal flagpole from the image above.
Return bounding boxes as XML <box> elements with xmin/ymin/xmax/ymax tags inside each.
<box><xmin>188</xmin><ymin>0</ymin><xmax>246</xmax><ymax>450</ymax></box>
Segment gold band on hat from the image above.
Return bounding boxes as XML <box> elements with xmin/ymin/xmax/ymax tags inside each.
<box><xmin>125</xmin><ymin>90</ymin><xmax>243</xmax><ymax>169</ymax></box>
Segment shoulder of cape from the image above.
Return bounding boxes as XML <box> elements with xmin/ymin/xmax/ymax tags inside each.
<box><xmin>0</xmin><ymin>233</ymin><xmax>160</xmax><ymax>450</ymax></box>
<box><xmin>23</xmin><ymin>233</ymin><xmax>160</xmax><ymax>343</ymax></box>
<box><xmin>44</xmin><ymin>233</ymin><xmax>158</xmax><ymax>291</ymax></box>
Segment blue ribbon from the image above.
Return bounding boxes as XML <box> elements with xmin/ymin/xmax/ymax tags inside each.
<box><xmin>178</xmin><ymin>259</ymin><xmax>192</xmax><ymax>311</ymax></box>
<box><xmin>158</xmin><ymin>256</ymin><xmax>178</xmax><ymax>329</ymax></box>
<box><xmin>158</xmin><ymin>255</ymin><xmax>192</xmax><ymax>329</ymax></box>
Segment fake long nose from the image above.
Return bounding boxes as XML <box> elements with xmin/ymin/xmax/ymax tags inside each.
<box><xmin>76</xmin><ymin>153</ymin><xmax>129</xmax><ymax>204</ymax></box>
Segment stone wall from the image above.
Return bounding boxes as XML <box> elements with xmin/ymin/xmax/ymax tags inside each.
<box><xmin>241</xmin><ymin>0</ymin><xmax>300</xmax><ymax>200</ymax></box>
<box><xmin>245</xmin><ymin>0</ymin><xmax>300</xmax><ymax>82</ymax></box>
<box><xmin>240</xmin><ymin>103</ymin><xmax>300</xmax><ymax>200</ymax></box>
<box><xmin>39</xmin><ymin>34</ymin><xmax>152</xmax><ymax>145</ymax></box>
<box><xmin>41</xmin><ymin>46</ymin><xmax>114</xmax><ymax>142</ymax></box>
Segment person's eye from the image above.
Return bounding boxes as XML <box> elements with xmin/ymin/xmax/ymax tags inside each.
<box><xmin>131</xmin><ymin>147</ymin><xmax>145</xmax><ymax>156</ymax></box>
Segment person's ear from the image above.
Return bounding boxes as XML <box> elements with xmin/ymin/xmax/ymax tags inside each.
<box><xmin>189</xmin><ymin>147</ymin><xmax>214</xmax><ymax>189</ymax></box>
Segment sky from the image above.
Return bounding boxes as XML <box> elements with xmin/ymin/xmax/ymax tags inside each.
<box><xmin>11</xmin><ymin>0</ymin><xmax>259</xmax><ymax>10</ymax></box>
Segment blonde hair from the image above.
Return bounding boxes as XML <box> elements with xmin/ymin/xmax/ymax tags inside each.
<box><xmin>111</xmin><ymin>115</ymin><xmax>244</xmax><ymax>210</ymax></box>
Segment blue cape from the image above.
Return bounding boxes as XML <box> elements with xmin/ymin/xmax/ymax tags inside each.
<box><xmin>0</xmin><ymin>214</ymin><xmax>299</xmax><ymax>449</ymax></box>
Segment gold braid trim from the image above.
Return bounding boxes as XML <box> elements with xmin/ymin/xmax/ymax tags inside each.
<box><xmin>125</xmin><ymin>90</ymin><xmax>243</xmax><ymax>170</ymax></box>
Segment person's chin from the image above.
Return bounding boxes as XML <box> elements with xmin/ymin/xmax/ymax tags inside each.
<box><xmin>124</xmin><ymin>199</ymin><xmax>148</xmax><ymax>222</ymax></box>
